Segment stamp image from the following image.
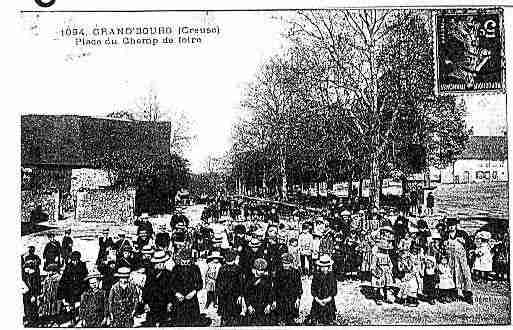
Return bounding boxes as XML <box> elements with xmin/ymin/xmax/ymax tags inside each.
<box><xmin>435</xmin><ymin>8</ymin><xmax>505</xmax><ymax>94</ymax></box>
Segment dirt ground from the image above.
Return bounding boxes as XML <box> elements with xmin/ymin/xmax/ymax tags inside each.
<box><xmin>21</xmin><ymin>204</ymin><xmax>511</xmax><ymax>326</ymax></box>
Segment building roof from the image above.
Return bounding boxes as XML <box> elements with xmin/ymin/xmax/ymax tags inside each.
<box><xmin>21</xmin><ymin>115</ymin><xmax>172</xmax><ymax>167</ymax></box>
<box><xmin>459</xmin><ymin>136</ymin><xmax>508</xmax><ymax>161</ymax></box>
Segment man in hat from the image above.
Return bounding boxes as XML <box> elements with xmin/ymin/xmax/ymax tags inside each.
<box><xmin>133</xmin><ymin>245</ymin><xmax>154</xmax><ymax>273</ymax></box>
<box><xmin>43</xmin><ymin>232</ymin><xmax>61</xmax><ymax>270</ymax></box>
<box><xmin>134</xmin><ymin>228</ymin><xmax>152</xmax><ymax>253</ymax></box>
<box><xmin>107</xmin><ymin>267</ymin><xmax>139</xmax><ymax>327</ymax></box>
<box><xmin>240</xmin><ymin>238</ymin><xmax>265</xmax><ymax>279</ymax></box>
<box><xmin>262</xmin><ymin>224</ymin><xmax>287</xmax><ymax>278</ymax></box>
<box><xmin>444</xmin><ymin>217</ymin><xmax>473</xmax><ymax>304</ymax></box>
<box><xmin>244</xmin><ymin>258</ymin><xmax>274</xmax><ymax>326</ymax></box>
<box><xmin>58</xmin><ymin>251</ymin><xmax>87</xmax><ymax>323</ymax></box>
<box><xmin>96</xmin><ymin>228</ymin><xmax>115</xmax><ymax>266</ymax></box>
<box><xmin>216</xmin><ymin>249</ymin><xmax>245</xmax><ymax>326</ymax></box>
<box><xmin>61</xmin><ymin>228</ymin><xmax>73</xmax><ymax>266</ymax></box>
<box><xmin>22</xmin><ymin>246</ymin><xmax>41</xmax><ymax>277</ymax></box>
<box><xmin>232</xmin><ymin>224</ymin><xmax>248</xmax><ymax>255</ymax></box>
<box><xmin>78</xmin><ymin>270</ymin><xmax>108</xmax><ymax>327</ymax></box>
<box><xmin>142</xmin><ymin>250</ymin><xmax>174</xmax><ymax>326</ymax></box>
<box><xmin>310</xmin><ymin>254</ymin><xmax>337</xmax><ymax>325</ymax></box>
<box><xmin>169</xmin><ymin>249</ymin><xmax>204</xmax><ymax>326</ymax></box>
<box><xmin>274</xmin><ymin>253</ymin><xmax>302</xmax><ymax>325</ymax></box>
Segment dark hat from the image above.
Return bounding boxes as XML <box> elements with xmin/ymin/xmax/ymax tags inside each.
<box><xmin>253</xmin><ymin>258</ymin><xmax>268</xmax><ymax>271</ymax></box>
<box><xmin>281</xmin><ymin>253</ymin><xmax>294</xmax><ymax>265</ymax></box>
<box><xmin>114</xmin><ymin>267</ymin><xmax>131</xmax><ymax>278</ymax></box>
<box><xmin>84</xmin><ymin>270</ymin><xmax>103</xmax><ymax>281</ymax></box>
<box><xmin>122</xmin><ymin>245</ymin><xmax>133</xmax><ymax>253</ymax></box>
<box><xmin>71</xmin><ymin>251</ymin><xmax>81</xmax><ymax>260</ymax></box>
<box><xmin>224</xmin><ymin>249</ymin><xmax>237</xmax><ymax>262</ymax></box>
<box><xmin>446</xmin><ymin>217</ymin><xmax>459</xmax><ymax>227</ymax></box>
<box><xmin>316</xmin><ymin>254</ymin><xmax>334</xmax><ymax>267</ymax></box>
<box><xmin>151</xmin><ymin>250</ymin><xmax>170</xmax><ymax>263</ymax></box>
<box><xmin>65</xmin><ymin>228</ymin><xmax>72</xmax><ymax>234</ymax></box>
<box><xmin>207</xmin><ymin>251</ymin><xmax>224</xmax><ymax>262</ymax></box>
<box><xmin>234</xmin><ymin>224</ymin><xmax>246</xmax><ymax>235</ymax></box>
<box><xmin>173</xmin><ymin>231</ymin><xmax>186</xmax><ymax>242</ymax></box>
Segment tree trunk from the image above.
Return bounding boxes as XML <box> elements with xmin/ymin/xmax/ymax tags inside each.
<box><xmin>369</xmin><ymin>151</ymin><xmax>380</xmax><ymax>210</ymax></box>
<box><xmin>280</xmin><ymin>145</ymin><xmax>288</xmax><ymax>201</ymax></box>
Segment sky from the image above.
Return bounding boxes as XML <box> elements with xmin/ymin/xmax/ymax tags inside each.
<box><xmin>18</xmin><ymin>10</ymin><xmax>507</xmax><ymax>173</ymax></box>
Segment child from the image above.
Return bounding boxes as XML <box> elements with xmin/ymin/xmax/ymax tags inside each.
<box><xmin>243</xmin><ymin>258</ymin><xmax>274</xmax><ymax>326</ymax></box>
<box><xmin>423</xmin><ymin>256</ymin><xmax>439</xmax><ymax>305</ymax></box>
<box><xmin>298</xmin><ymin>223</ymin><xmax>314</xmax><ymax>276</ymax></box>
<box><xmin>438</xmin><ymin>255</ymin><xmax>455</xmax><ymax>303</ymax></box>
<box><xmin>473</xmin><ymin>231</ymin><xmax>493</xmax><ymax>283</ymax></box>
<box><xmin>357</xmin><ymin>230</ymin><xmax>375</xmax><ymax>282</ymax></box>
<box><xmin>205</xmin><ymin>251</ymin><xmax>224</xmax><ymax>309</ymax></box>
<box><xmin>79</xmin><ymin>271</ymin><xmax>108</xmax><ymax>327</ymax></box>
<box><xmin>274</xmin><ymin>253</ymin><xmax>303</xmax><ymax>325</ymax></box>
<box><xmin>216</xmin><ymin>250</ymin><xmax>245</xmax><ymax>326</ymax></box>
<box><xmin>370</xmin><ymin>230</ymin><xmax>395</xmax><ymax>305</ymax></box>
<box><xmin>396</xmin><ymin>250</ymin><xmax>419</xmax><ymax>306</ymax></box>
<box><xmin>309</xmin><ymin>254</ymin><xmax>337</xmax><ymax>325</ymax></box>
<box><xmin>288</xmin><ymin>238</ymin><xmax>301</xmax><ymax>270</ymax></box>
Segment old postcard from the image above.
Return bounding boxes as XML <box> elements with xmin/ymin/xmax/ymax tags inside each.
<box><xmin>14</xmin><ymin>0</ymin><xmax>511</xmax><ymax>327</ymax></box>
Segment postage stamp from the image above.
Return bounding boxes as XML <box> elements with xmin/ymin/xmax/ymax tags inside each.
<box><xmin>434</xmin><ymin>8</ymin><xmax>505</xmax><ymax>94</ymax></box>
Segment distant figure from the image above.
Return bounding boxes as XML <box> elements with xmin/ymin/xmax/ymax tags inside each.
<box><xmin>43</xmin><ymin>233</ymin><xmax>61</xmax><ymax>270</ymax></box>
<box><xmin>426</xmin><ymin>192</ymin><xmax>435</xmax><ymax>215</ymax></box>
<box><xmin>61</xmin><ymin>228</ymin><xmax>73</xmax><ymax>265</ymax></box>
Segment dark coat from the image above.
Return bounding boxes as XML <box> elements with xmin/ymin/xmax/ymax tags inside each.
<box><xmin>310</xmin><ymin>271</ymin><xmax>337</xmax><ymax>324</ymax></box>
<box><xmin>169</xmin><ymin>264</ymin><xmax>203</xmax><ymax>326</ymax></box>
<box><xmin>244</xmin><ymin>274</ymin><xmax>274</xmax><ymax>316</ymax></box>
<box><xmin>61</xmin><ymin>236</ymin><xmax>73</xmax><ymax>261</ymax></box>
<box><xmin>216</xmin><ymin>264</ymin><xmax>244</xmax><ymax>319</ymax></box>
<box><xmin>96</xmin><ymin>237</ymin><xmax>114</xmax><ymax>265</ymax></box>
<box><xmin>240</xmin><ymin>248</ymin><xmax>265</xmax><ymax>279</ymax></box>
<box><xmin>142</xmin><ymin>269</ymin><xmax>174</xmax><ymax>322</ymax></box>
<box><xmin>79</xmin><ymin>288</ymin><xmax>107</xmax><ymax>327</ymax></box>
<box><xmin>274</xmin><ymin>268</ymin><xmax>302</xmax><ymax>320</ymax></box>
<box><xmin>262</xmin><ymin>241</ymin><xmax>287</xmax><ymax>276</ymax></box>
<box><xmin>43</xmin><ymin>240</ymin><xmax>61</xmax><ymax>269</ymax></box>
<box><xmin>58</xmin><ymin>261</ymin><xmax>87</xmax><ymax>303</ymax></box>
<box><xmin>98</xmin><ymin>262</ymin><xmax>117</xmax><ymax>293</ymax></box>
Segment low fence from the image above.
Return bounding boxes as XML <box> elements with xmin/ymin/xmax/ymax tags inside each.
<box><xmin>75</xmin><ymin>187</ymin><xmax>136</xmax><ymax>223</ymax></box>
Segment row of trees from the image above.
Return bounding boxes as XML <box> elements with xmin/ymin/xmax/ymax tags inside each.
<box><xmin>229</xmin><ymin>9</ymin><xmax>470</xmax><ymax>208</ymax></box>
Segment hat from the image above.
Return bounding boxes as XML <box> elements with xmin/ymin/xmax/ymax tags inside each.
<box><xmin>224</xmin><ymin>250</ymin><xmax>237</xmax><ymax>262</ymax></box>
<box><xmin>281</xmin><ymin>253</ymin><xmax>294</xmax><ymax>265</ymax></box>
<box><xmin>114</xmin><ymin>267</ymin><xmax>131</xmax><ymax>278</ymax></box>
<box><xmin>340</xmin><ymin>210</ymin><xmax>351</xmax><ymax>216</ymax></box>
<box><xmin>151</xmin><ymin>250</ymin><xmax>170</xmax><ymax>263</ymax></box>
<box><xmin>140</xmin><ymin>213</ymin><xmax>150</xmax><ymax>219</ymax></box>
<box><xmin>141</xmin><ymin>245</ymin><xmax>154</xmax><ymax>255</ymax></box>
<box><xmin>102</xmin><ymin>228</ymin><xmax>110</xmax><ymax>233</ymax></box>
<box><xmin>476</xmin><ymin>231</ymin><xmax>492</xmax><ymax>240</ymax></box>
<box><xmin>207</xmin><ymin>251</ymin><xmax>225</xmax><ymax>262</ymax></box>
<box><xmin>248</xmin><ymin>238</ymin><xmax>261</xmax><ymax>248</ymax></box>
<box><xmin>65</xmin><ymin>228</ymin><xmax>72</xmax><ymax>234</ymax></box>
<box><xmin>46</xmin><ymin>263</ymin><xmax>60</xmax><ymax>272</ymax></box>
<box><xmin>173</xmin><ymin>231</ymin><xmax>186</xmax><ymax>242</ymax></box>
<box><xmin>234</xmin><ymin>224</ymin><xmax>246</xmax><ymax>235</ymax></box>
<box><xmin>219</xmin><ymin>216</ymin><xmax>230</xmax><ymax>223</ymax></box>
<box><xmin>84</xmin><ymin>270</ymin><xmax>103</xmax><ymax>281</ymax></box>
<box><xmin>446</xmin><ymin>217</ymin><xmax>459</xmax><ymax>227</ymax></box>
<box><xmin>71</xmin><ymin>251</ymin><xmax>81</xmax><ymax>260</ymax></box>
<box><xmin>316</xmin><ymin>254</ymin><xmax>334</xmax><ymax>267</ymax></box>
<box><xmin>253</xmin><ymin>258</ymin><xmax>268</xmax><ymax>271</ymax></box>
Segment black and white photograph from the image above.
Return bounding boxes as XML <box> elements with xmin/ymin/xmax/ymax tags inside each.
<box><xmin>14</xmin><ymin>1</ymin><xmax>511</xmax><ymax>327</ymax></box>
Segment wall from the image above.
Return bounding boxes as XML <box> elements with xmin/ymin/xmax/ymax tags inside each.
<box><xmin>439</xmin><ymin>159</ymin><xmax>508</xmax><ymax>184</ymax></box>
<box><xmin>21</xmin><ymin>190</ymin><xmax>59</xmax><ymax>223</ymax></box>
<box><xmin>75</xmin><ymin>188</ymin><xmax>135</xmax><ymax>223</ymax></box>
<box><xmin>71</xmin><ymin>168</ymin><xmax>112</xmax><ymax>195</ymax></box>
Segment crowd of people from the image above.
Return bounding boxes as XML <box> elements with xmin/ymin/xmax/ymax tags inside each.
<box><xmin>21</xmin><ymin>196</ymin><xmax>510</xmax><ymax>327</ymax></box>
